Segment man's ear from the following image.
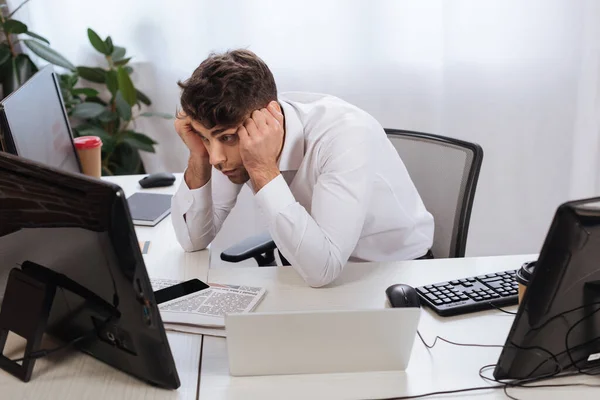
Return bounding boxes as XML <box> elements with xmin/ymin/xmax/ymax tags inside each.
<box><xmin>268</xmin><ymin>100</ymin><xmax>282</xmax><ymax>114</ymax></box>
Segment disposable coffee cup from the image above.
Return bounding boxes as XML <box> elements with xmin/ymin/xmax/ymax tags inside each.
<box><xmin>515</xmin><ymin>261</ymin><xmax>535</xmax><ymax>304</ymax></box>
<box><xmin>74</xmin><ymin>136</ymin><xmax>103</xmax><ymax>178</ymax></box>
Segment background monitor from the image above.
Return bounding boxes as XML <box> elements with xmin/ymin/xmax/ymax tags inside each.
<box><xmin>494</xmin><ymin>197</ymin><xmax>600</xmax><ymax>380</ymax></box>
<box><xmin>0</xmin><ymin>65</ymin><xmax>81</xmax><ymax>174</ymax></box>
<box><xmin>0</xmin><ymin>151</ymin><xmax>179</xmax><ymax>388</ymax></box>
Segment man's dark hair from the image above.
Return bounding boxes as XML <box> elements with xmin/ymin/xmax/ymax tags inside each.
<box><xmin>178</xmin><ymin>49</ymin><xmax>278</xmax><ymax>129</ymax></box>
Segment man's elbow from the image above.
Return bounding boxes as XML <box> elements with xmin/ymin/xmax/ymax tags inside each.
<box><xmin>176</xmin><ymin>234</ymin><xmax>211</xmax><ymax>253</ymax></box>
<box><xmin>301</xmin><ymin>259</ymin><xmax>344</xmax><ymax>288</ymax></box>
<box><xmin>181</xmin><ymin>242</ymin><xmax>208</xmax><ymax>253</ymax></box>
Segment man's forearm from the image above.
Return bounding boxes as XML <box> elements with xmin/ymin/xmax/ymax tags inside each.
<box><xmin>185</xmin><ymin>156</ymin><xmax>211</xmax><ymax>189</ymax></box>
<box><xmin>248</xmin><ymin>164</ymin><xmax>281</xmax><ymax>192</ymax></box>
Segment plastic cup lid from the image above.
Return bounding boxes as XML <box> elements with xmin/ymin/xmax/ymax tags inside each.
<box><xmin>516</xmin><ymin>261</ymin><xmax>536</xmax><ymax>285</ymax></box>
<box><xmin>74</xmin><ymin>136</ymin><xmax>103</xmax><ymax>149</ymax></box>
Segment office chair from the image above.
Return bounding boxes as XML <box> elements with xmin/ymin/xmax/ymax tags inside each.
<box><xmin>220</xmin><ymin>129</ymin><xmax>483</xmax><ymax>265</ymax></box>
<box><xmin>384</xmin><ymin>129</ymin><xmax>483</xmax><ymax>258</ymax></box>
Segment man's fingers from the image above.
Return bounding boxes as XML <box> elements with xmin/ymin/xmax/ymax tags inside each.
<box><xmin>260</xmin><ymin>108</ymin><xmax>277</xmax><ymax>126</ymax></box>
<box><xmin>237</xmin><ymin>125</ymin><xmax>250</xmax><ymax>142</ymax></box>
<box><xmin>251</xmin><ymin>109</ymin><xmax>268</xmax><ymax>129</ymax></box>
<box><xmin>244</xmin><ymin>118</ymin><xmax>260</xmax><ymax>136</ymax></box>
<box><xmin>267</xmin><ymin>102</ymin><xmax>284</xmax><ymax>126</ymax></box>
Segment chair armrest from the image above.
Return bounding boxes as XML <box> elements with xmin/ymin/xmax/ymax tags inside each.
<box><xmin>220</xmin><ymin>231</ymin><xmax>277</xmax><ymax>266</ymax></box>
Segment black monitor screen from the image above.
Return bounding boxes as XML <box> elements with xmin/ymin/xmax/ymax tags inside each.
<box><xmin>495</xmin><ymin>198</ymin><xmax>600</xmax><ymax>380</ymax></box>
<box><xmin>0</xmin><ymin>65</ymin><xmax>81</xmax><ymax>173</ymax></box>
<box><xmin>0</xmin><ymin>152</ymin><xmax>179</xmax><ymax>388</ymax></box>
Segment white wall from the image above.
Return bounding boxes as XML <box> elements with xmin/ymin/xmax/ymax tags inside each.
<box><xmin>11</xmin><ymin>0</ymin><xmax>600</xmax><ymax>259</ymax></box>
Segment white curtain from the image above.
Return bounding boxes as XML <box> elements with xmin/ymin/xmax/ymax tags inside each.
<box><xmin>12</xmin><ymin>0</ymin><xmax>600</xmax><ymax>258</ymax></box>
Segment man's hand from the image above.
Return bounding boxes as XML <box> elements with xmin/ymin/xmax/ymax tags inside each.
<box><xmin>175</xmin><ymin>111</ymin><xmax>211</xmax><ymax>189</ymax></box>
<box><xmin>238</xmin><ymin>102</ymin><xmax>285</xmax><ymax>192</ymax></box>
<box><xmin>175</xmin><ymin>111</ymin><xmax>209</xmax><ymax>161</ymax></box>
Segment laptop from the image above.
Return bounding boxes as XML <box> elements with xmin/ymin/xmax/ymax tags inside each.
<box><xmin>225</xmin><ymin>308</ymin><xmax>421</xmax><ymax>376</ymax></box>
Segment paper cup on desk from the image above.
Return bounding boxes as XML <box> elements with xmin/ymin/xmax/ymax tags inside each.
<box><xmin>515</xmin><ymin>261</ymin><xmax>535</xmax><ymax>304</ymax></box>
<box><xmin>74</xmin><ymin>136</ymin><xmax>103</xmax><ymax>178</ymax></box>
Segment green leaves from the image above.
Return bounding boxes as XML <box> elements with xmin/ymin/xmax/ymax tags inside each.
<box><xmin>136</xmin><ymin>89</ymin><xmax>151</xmax><ymax>106</ymax></box>
<box><xmin>76</xmin><ymin>66</ymin><xmax>106</xmax><ymax>83</ymax></box>
<box><xmin>117</xmin><ymin>66</ymin><xmax>136</xmax><ymax>106</ymax></box>
<box><xmin>72</xmin><ymin>87</ymin><xmax>99</xmax><ymax>97</ymax></box>
<box><xmin>48</xmin><ymin>30</ymin><xmax>165</xmax><ymax>175</ymax></box>
<box><xmin>23</xmin><ymin>40</ymin><xmax>75</xmax><ymax>71</ymax></box>
<box><xmin>115</xmin><ymin>91</ymin><xmax>132</xmax><ymax>121</ymax></box>
<box><xmin>72</xmin><ymin>102</ymin><xmax>106</xmax><ymax>118</ymax></box>
<box><xmin>0</xmin><ymin>54</ymin><xmax>38</xmax><ymax>95</ymax></box>
<box><xmin>111</xmin><ymin>46</ymin><xmax>126</xmax><ymax>61</ymax></box>
<box><xmin>0</xmin><ymin>45</ymin><xmax>11</xmax><ymax>66</ymax></box>
<box><xmin>122</xmin><ymin>131</ymin><xmax>157</xmax><ymax>153</ymax></box>
<box><xmin>87</xmin><ymin>28</ymin><xmax>110</xmax><ymax>55</ymax></box>
<box><xmin>24</xmin><ymin>31</ymin><xmax>49</xmax><ymax>45</ymax></box>
<box><xmin>3</xmin><ymin>19</ymin><xmax>28</xmax><ymax>34</ymax></box>
<box><xmin>114</xmin><ymin>57</ymin><xmax>131</xmax><ymax>66</ymax></box>
<box><xmin>140</xmin><ymin>111</ymin><xmax>173</xmax><ymax>119</ymax></box>
<box><xmin>105</xmin><ymin>36</ymin><xmax>114</xmax><ymax>55</ymax></box>
<box><xmin>97</xmin><ymin>110</ymin><xmax>119</xmax><ymax>123</ymax></box>
<box><xmin>105</xmin><ymin>70</ymin><xmax>118</xmax><ymax>95</ymax></box>
<box><xmin>14</xmin><ymin>54</ymin><xmax>38</xmax><ymax>83</ymax></box>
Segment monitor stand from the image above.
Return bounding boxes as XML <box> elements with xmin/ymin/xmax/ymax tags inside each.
<box><xmin>0</xmin><ymin>261</ymin><xmax>120</xmax><ymax>382</ymax></box>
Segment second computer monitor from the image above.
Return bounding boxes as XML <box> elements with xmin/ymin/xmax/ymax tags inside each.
<box><xmin>0</xmin><ymin>65</ymin><xmax>81</xmax><ymax>174</ymax></box>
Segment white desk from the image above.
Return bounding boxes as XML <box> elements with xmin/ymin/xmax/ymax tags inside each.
<box><xmin>199</xmin><ymin>254</ymin><xmax>600</xmax><ymax>400</ymax></box>
<box><xmin>1</xmin><ymin>173</ymin><xmax>209</xmax><ymax>399</ymax></box>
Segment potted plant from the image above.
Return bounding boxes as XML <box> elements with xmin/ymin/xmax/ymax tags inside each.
<box><xmin>0</xmin><ymin>0</ymin><xmax>73</xmax><ymax>98</ymax></box>
<box><xmin>47</xmin><ymin>28</ymin><xmax>171</xmax><ymax>175</ymax></box>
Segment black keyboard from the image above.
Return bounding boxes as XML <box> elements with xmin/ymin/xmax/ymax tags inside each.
<box><xmin>416</xmin><ymin>270</ymin><xmax>519</xmax><ymax>316</ymax></box>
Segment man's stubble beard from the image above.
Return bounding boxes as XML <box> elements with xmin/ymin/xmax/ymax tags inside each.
<box><xmin>227</xmin><ymin>167</ymin><xmax>250</xmax><ymax>184</ymax></box>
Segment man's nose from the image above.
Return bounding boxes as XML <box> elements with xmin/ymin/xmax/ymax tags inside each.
<box><xmin>209</xmin><ymin>143</ymin><xmax>226</xmax><ymax>167</ymax></box>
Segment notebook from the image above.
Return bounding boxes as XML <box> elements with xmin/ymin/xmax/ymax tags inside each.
<box><xmin>127</xmin><ymin>193</ymin><xmax>172</xmax><ymax>226</ymax></box>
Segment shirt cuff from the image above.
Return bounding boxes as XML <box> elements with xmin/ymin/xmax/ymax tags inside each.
<box><xmin>254</xmin><ymin>174</ymin><xmax>296</xmax><ymax>223</ymax></box>
<box><xmin>174</xmin><ymin>170</ymin><xmax>212</xmax><ymax>215</ymax></box>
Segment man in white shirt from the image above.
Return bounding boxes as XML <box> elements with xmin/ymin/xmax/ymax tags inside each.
<box><xmin>172</xmin><ymin>49</ymin><xmax>434</xmax><ymax>287</ymax></box>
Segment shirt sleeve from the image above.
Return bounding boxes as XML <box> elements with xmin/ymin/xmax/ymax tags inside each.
<box><xmin>171</xmin><ymin>167</ymin><xmax>242</xmax><ymax>252</ymax></box>
<box><xmin>254</xmin><ymin>133</ymin><xmax>373</xmax><ymax>287</ymax></box>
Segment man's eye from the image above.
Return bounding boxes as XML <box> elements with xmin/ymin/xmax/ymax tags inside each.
<box><xmin>220</xmin><ymin>135</ymin><xmax>236</xmax><ymax>143</ymax></box>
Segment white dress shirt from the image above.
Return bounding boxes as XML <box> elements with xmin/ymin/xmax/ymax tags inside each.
<box><xmin>172</xmin><ymin>92</ymin><xmax>434</xmax><ymax>287</ymax></box>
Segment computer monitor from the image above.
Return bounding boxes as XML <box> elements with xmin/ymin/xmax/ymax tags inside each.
<box><xmin>494</xmin><ymin>198</ymin><xmax>600</xmax><ymax>380</ymax></box>
<box><xmin>0</xmin><ymin>151</ymin><xmax>179</xmax><ymax>388</ymax></box>
<box><xmin>0</xmin><ymin>65</ymin><xmax>82</xmax><ymax>174</ymax></box>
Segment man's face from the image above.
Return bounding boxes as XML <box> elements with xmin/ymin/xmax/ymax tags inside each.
<box><xmin>188</xmin><ymin>119</ymin><xmax>250</xmax><ymax>184</ymax></box>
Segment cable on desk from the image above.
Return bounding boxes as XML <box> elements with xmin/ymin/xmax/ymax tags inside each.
<box><xmin>382</xmin><ymin>301</ymin><xmax>600</xmax><ymax>400</ymax></box>
<box><xmin>416</xmin><ymin>331</ymin><xmax>504</xmax><ymax>349</ymax></box>
<box><xmin>488</xmin><ymin>302</ymin><xmax>518</xmax><ymax>315</ymax></box>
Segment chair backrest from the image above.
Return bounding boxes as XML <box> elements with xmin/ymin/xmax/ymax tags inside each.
<box><xmin>385</xmin><ymin>129</ymin><xmax>483</xmax><ymax>258</ymax></box>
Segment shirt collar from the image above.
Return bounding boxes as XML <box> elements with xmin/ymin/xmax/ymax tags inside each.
<box><xmin>277</xmin><ymin>98</ymin><xmax>305</xmax><ymax>172</ymax></box>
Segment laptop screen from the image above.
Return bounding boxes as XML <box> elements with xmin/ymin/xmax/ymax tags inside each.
<box><xmin>0</xmin><ymin>65</ymin><xmax>81</xmax><ymax>174</ymax></box>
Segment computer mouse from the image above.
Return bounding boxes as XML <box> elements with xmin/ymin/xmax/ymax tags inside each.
<box><xmin>139</xmin><ymin>172</ymin><xmax>176</xmax><ymax>188</ymax></box>
<box><xmin>385</xmin><ymin>284</ymin><xmax>421</xmax><ymax>308</ymax></box>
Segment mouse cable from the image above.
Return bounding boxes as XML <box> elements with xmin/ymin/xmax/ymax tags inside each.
<box><xmin>416</xmin><ymin>330</ymin><xmax>503</xmax><ymax>349</ymax></box>
<box><xmin>488</xmin><ymin>302</ymin><xmax>518</xmax><ymax>315</ymax></box>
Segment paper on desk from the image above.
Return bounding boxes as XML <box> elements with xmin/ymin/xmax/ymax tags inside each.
<box><xmin>149</xmin><ymin>277</ymin><xmax>265</xmax><ymax>333</ymax></box>
<box><xmin>164</xmin><ymin>323</ymin><xmax>227</xmax><ymax>338</ymax></box>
